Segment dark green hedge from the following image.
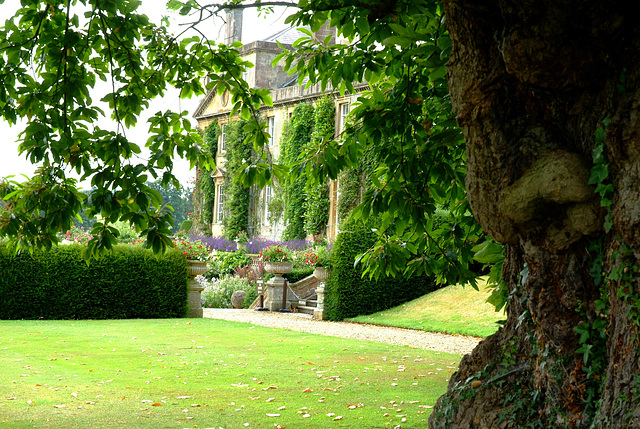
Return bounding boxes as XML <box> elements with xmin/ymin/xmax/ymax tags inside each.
<box><xmin>324</xmin><ymin>215</ymin><xmax>437</xmax><ymax>321</ymax></box>
<box><xmin>0</xmin><ymin>244</ymin><xmax>188</xmax><ymax>319</ymax></box>
<box><xmin>284</xmin><ymin>267</ymin><xmax>315</xmax><ymax>284</ymax></box>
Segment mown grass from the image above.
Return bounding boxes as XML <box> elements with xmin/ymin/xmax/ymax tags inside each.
<box><xmin>347</xmin><ymin>280</ymin><xmax>506</xmax><ymax>338</ymax></box>
<box><xmin>0</xmin><ymin>318</ymin><xmax>459</xmax><ymax>428</ymax></box>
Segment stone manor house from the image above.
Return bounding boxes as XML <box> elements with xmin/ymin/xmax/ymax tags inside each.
<box><xmin>192</xmin><ymin>10</ymin><xmax>364</xmax><ymax>241</ymax></box>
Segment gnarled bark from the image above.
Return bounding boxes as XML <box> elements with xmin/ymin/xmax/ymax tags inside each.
<box><xmin>432</xmin><ymin>1</ymin><xmax>640</xmax><ymax>427</ymax></box>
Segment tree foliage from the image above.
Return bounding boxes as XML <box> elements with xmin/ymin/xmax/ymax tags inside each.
<box><xmin>1</xmin><ymin>0</ymin><xmax>480</xmax><ymax>286</ymax></box>
<box><xmin>0</xmin><ymin>0</ymin><xmax>273</xmax><ymax>259</ymax></box>
<box><xmin>273</xmin><ymin>1</ymin><xmax>483</xmax><ymax>285</ymax></box>
<box><xmin>146</xmin><ymin>179</ymin><xmax>193</xmax><ymax>233</ymax></box>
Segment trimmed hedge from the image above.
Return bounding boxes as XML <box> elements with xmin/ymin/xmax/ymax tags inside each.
<box><xmin>324</xmin><ymin>215</ymin><xmax>437</xmax><ymax>321</ymax></box>
<box><xmin>284</xmin><ymin>267</ymin><xmax>315</xmax><ymax>284</ymax></box>
<box><xmin>0</xmin><ymin>244</ymin><xmax>188</xmax><ymax>319</ymax></box>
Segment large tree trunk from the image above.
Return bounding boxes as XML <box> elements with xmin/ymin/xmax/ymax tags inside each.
<box><xmin>431</xmin><ymin>1</ymin><xmax>640</xmax><ymax>427</ymax></box>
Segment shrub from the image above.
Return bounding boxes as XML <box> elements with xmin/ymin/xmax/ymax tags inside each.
<box><xmin>0</xmin><ymin>244</ymin><xmax>188</xmax><ymax>319</ymax></box>
<box><xmin>324</xmin><ymin>215</ymin><xmax>437</xmax><ymax>321</ymax></box>
<box><xmin>190</xmin><ymin>235</ymin><xmax>237</xmax><ymax>252</ymax></box>
<box><xmin>284</xmin><ymin>267</ymin><xmax>315</xmax><ymax>284</ymax></box>
<box><xmin>243</xmin><ymin>286</ymin><xmax>259</xmax><ymax>309</ymax></box>
<box><xmin>201</xmin><ymin>275</ymin><xmax>252</xmax><ymax>308</ymax></box>
<box><xmin>245</xmin><ymin>237</ymin><xmax>278</xmax><ymax>254</ymax></box>
<box><xmin>205</xmin><ymin>250</ymin><xmax>253</xmax><ymax>279</ymax></box>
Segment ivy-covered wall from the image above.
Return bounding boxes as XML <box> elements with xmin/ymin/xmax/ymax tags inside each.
<box><xmin>337</xmin><ymin>148</ymin><xmax>376</xmax><ymax>224</ymax></box>
<box><xmin>189</xmin><ymin>122</ymin><xmax>219</xmax><ymax>235</ymax></box>
<box><xmin>201</xmin><ymin>123</ymin><xmax>219</xmax><ymax>226</ymax></box>
<box><xmin>304</xmin><ymin>97</ymin><xmax>334</xmax><ymax>236</ymax></box>
<box><xmin>280</xmin><ymin>103</ymin><xmax>315</xmax><ymax>241</ymax></box>
<box><xmin>222</xmin><ymin>118</ymin><xmax>252</xmax><ymax>240</ymax></box>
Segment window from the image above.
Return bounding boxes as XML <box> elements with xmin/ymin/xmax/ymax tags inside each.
<box><xmin>216</xmin><ymin>185</ymin><xmax>224</xmax><ymax>223</ymax></box>
<box><xmin>264</xmin><ymin>185</ymin><xmax>272</xmax><ymax>225</ymax></box>
<box><xmin>267</xmin><ymin>116</ymin><xmax>275</xmax><ymax>148</ymax></box>
<box><xmin>220</xmin><ymin>124</ymin><xmax>227</xmax><ymax>152</ymax></box>
<box><xmin>339</xmin><ymin>102</ymin><xmax>350</xmax><ymax>133</ymax></box>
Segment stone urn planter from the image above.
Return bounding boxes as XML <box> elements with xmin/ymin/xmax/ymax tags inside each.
<box><xmin>313</xmin><ymin>267</ymin><xmax>330</xmax><ymax>320</ymax></box>
<box><xmin>263</xmin><ymin>261</ymin><xmax>293</xmax><ymax>311</ymax></box>
<box><xmin>264</xmin><ymin>261</ymin><xmax>293</xmax><ymax>276</ymax></box>
<box><xmin>236</xmin><ymin>242</ymin><xmax>247</xmax><ymax>252</ymax></box>
<box><xmin>186</xmin><ymin>260</ymin><xmax>208</xmax><ymax>318</ymax></box>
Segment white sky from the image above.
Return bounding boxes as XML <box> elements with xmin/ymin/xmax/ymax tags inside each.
<box><xmin>0</xmin><ymin>0</ymin><xmax>293</xmax><ymax>188</ymax></box>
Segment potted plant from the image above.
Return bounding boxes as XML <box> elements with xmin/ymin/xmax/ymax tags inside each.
<box><xmin>259</xmin><ymin>244</ymin><xmax>293</xmax><ymax>275</ymax></box>
<box><xmin>304</xmin><ymin>245</ymin><xmax>332</xmax><ymax>280</ymax></box>
<box><xmin>312</xmin><ymin>234</ymin><xmax>328</xmax><ymax>248</ymax></box>
<box><xmin>235</xmin><ymin>230</ymin><xmax>249</xmax><ymax>252</ymax></box>
<box><xmin>303</xmin><ymin>246</ymin><xmax>331</xmax><ymax>268</ymax></box>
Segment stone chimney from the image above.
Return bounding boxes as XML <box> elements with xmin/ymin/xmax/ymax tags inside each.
<box><xmin>224</xmin><ymin>9</ymin><xmax>243</xmax><ymax>45</ymax></box>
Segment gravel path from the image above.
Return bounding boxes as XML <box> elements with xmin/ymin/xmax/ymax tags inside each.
<box><xmin>203</xmin><ymin>308</ymin><xmax>481</xmax><ymax>355</ymax></box>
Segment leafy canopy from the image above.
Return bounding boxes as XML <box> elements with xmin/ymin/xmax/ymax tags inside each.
<box><xmin>268</xmin><ymin>0</ymin><xmax>486</xmax><ymax>287</ymax></box>
<box><xmin>1</xmin><ymin>0</ymin><xmax>493</xmax><ymax>291</ymax></box>
<box><xmin>0</xmin><ymin>0</ymin><xmax>272</xmax><ymax>260</ymax></box>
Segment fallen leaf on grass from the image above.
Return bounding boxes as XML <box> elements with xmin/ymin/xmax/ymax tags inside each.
<box><xmin>302</xmin><ymin>388</ymin><xmax>313</xmax><ymax>393</ymax></box>
<box><xmin>151</xmin><ymin>402</ymin><xmax>163</xmax><ymax>406</ymax></box>
<box><xmin>53</xmin><ymin>405</ymin><xmax>65</xmax><ymax>408</ymax></box>
<box><xmin>266</xmin><ymin>413</ymin><xmax>280</xmax><ymax>417</ymax></box>
<box><xmin>333</xmin><ymin>416</ymin><xmax>343</xmax><ymax>421</ymax></box>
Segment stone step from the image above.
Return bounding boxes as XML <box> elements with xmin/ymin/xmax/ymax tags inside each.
<box><xmin>297</xmin><ymin>305</ymin><xmax>316</xmax><ymax>315</ymax></box>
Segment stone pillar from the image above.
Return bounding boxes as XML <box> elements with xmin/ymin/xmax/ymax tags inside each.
<box><xmin>264</xmin><ymin>274</ymin><xmax>286</xmax><ymax>311</ymax></box>
<box><xmin>313</xmin><ymin>267</ymin><xmax>330</xmax><ymax>320</ymax></box>
<box><xmin>263</xmin><ymin>262</ymin><xmax>293</xmax><ymax>311</ymax></box>
<box><xmin>186</xmin><ymin>260</ymin><xmax>208</xmax><ymax>318</ymax></box>
<box><xmin>187</xmin><ymin>277</ymin><xmax>205</xmax><ymax>318</ymax></box>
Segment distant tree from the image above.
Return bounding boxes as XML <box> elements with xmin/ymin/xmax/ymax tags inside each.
<box><xmin>146</xmin><ymin>180</ymin><xmax>193</xmax><ymax>233</ymax></box>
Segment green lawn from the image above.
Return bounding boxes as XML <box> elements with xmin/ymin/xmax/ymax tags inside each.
<box><xmin>348</xmin><ymin>280</ymin><xmax>506</xmax><ymax>338</ymax></box>
<box><xmin>0</xmin><ymin>318</ymin><xmax>458</xmax><ymax>428</ymax></box>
